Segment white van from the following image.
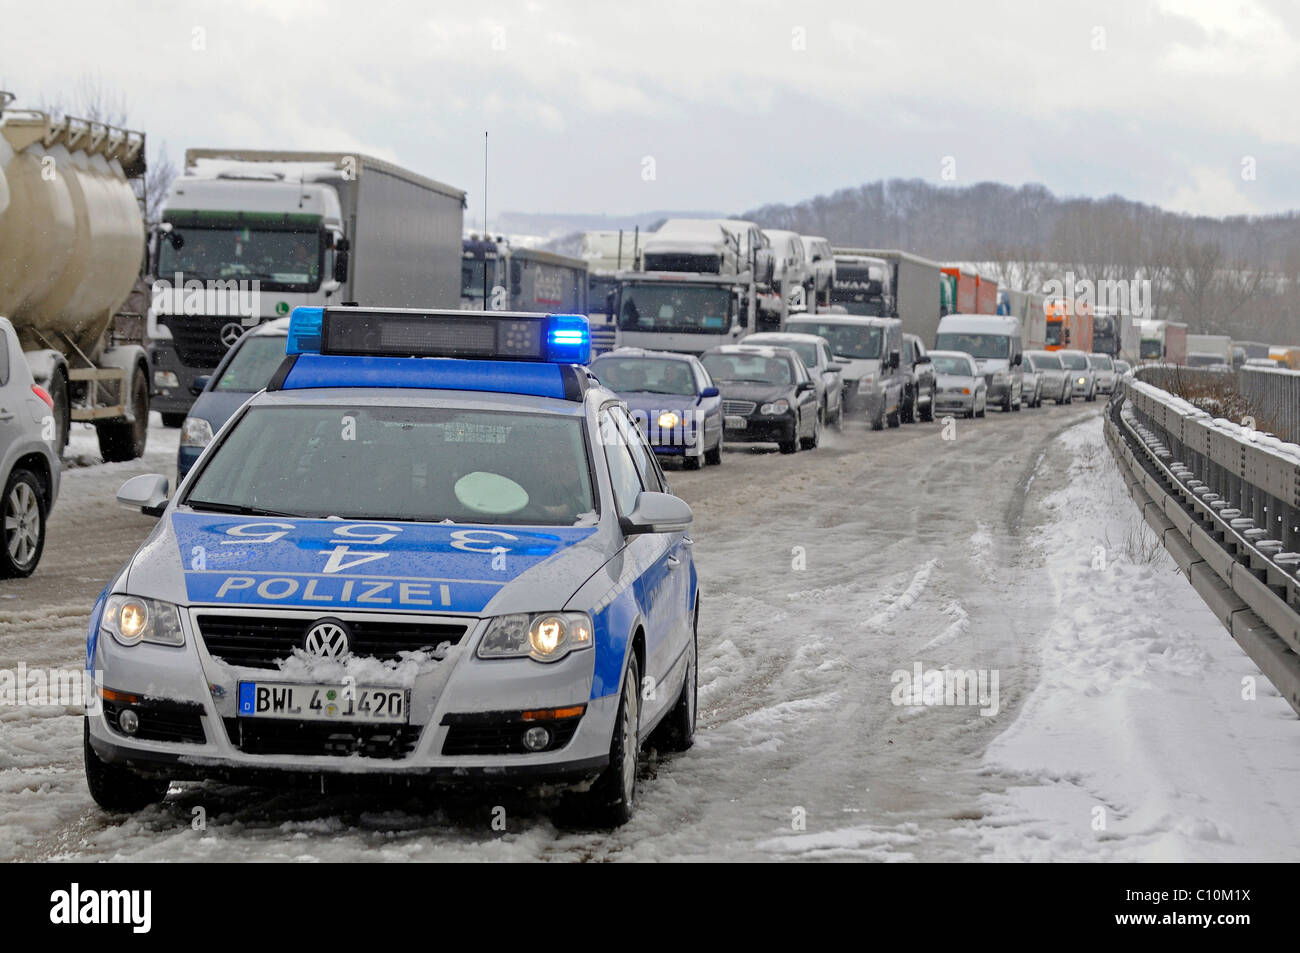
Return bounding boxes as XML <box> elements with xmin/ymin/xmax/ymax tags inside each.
<box><xmin>933</xmin><ymin>313</ymin><xmax>1024</xmax><ymax>412</ymax></box>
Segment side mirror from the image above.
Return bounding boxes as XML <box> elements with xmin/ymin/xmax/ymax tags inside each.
<box><xmin>888</xmin><ymin>349</ymin><xmax>900</xmax><ymax>370</ymax></box>
<box><xmin>333</xmin><ymin>250</ymin><xmax>349</xmax><ymax>283</ymax></box>
<box><xmin>117</xmin><ymin>474</ymin><xmax>170</xmax><ymax>517</ymax></box>
<box><xmin>189</xmin><ymin>375</ymin><xmax>211</xmax><ymax>396</ymax></box>
<box><xmin>796</xmin><ymin>380</ymin><xmax>816</xmax><ymax>394</ymax></box>
<box><xmin>699</xmin><ymin>385</ymin><xmax>720</xmax><ymax>401</ymax></box>
<box><xmin>828</xmin><ymin>361</ymin><xmax>846</xmax><ymax>373</ymax></box>
<box><xmin>916</xmin><ymin>354</ymin><xmax>931</xmax><ymax>364</ymax></box>
<box><xmin>1013</xmin><ymin>352</ymin><xmax>1023</xmax><ymax>366</ymax></box>
<box><xmin>620</xmin><ymin>491</ymin><xmax>693</xmax><ymax>536</ymax></box>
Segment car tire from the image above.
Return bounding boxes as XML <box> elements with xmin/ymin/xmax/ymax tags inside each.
<box><xmin>705</xmin><ymin>432</ymin><xmax>723</xmax><ymax>466</ymax></box>
<box><xmin>161</xmin><ymin>413</ymin><xmax>187</xmax><ymax>428</ymax></box>
<box><xmin>651</xmin><ymin>616</ymin><xmax>696</xmax><ymax>753</ymax></box>
<box><xmin>571</xmin><ymin>654</ymin><xmax>641</xmax><ymax>827</ymax></box>
<box><xmin>886</xmin><ymin>403</ymin><xmax>901</xmax><ymax>428</ymax></box>
<box><xmin>800</xmin><ymin>409</ymin><xmax>821</xmax><ymax>450</ymax></box>
<box><xmin>919</xmin><ymin>387</ymin><xmax>935</xmax><ymax>422</ymax></box>
<box><xmin>95</xmin><ymin>364</ymin><xmax>149</xmax><ymax>462</ymax></box>
<box><xmin>83</xmin><ymin>719</ymin><xmax>169</xmax><ymax>812</ymax></box>
<box><xmin>902</xmin><ymin>388</ymin><xmax>917</xmax><ymax>424</ymax></box>
<box><xmin>1002</xmin><ymin>391</ymin><xmax>1014</xmax><ymax>413</ymax></box>
<box><xmin>683</xmin><ymin>451</ymin><xmax>702</xmax><ymax>471</ymax></box>
<box><xmin>976</xmin><ymin>396</ymin><xmax>987</xmax><ymax>418</ymax></box>
<box><xmin>834</xmin><ymin>399</ymin><xmax>845</xmax><ymax>430</ymax></box>
<box><xmin>0</xmin><ymin>468</ymin><xmax>46</xmax><ymax>578</ymax></box>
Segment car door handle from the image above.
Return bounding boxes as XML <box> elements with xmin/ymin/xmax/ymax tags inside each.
<box><xmin>667</xmin><ymin>555</ymin><xmax>681</xmax><ymax>570</ymax></box>
<box><xmin>682</xmin><ymin>535</ymin><xmax>694</xmax><ymax>547</ymax></box>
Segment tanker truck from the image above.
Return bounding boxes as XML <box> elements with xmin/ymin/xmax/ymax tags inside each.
<box><xmin>0</xmin><ymin>93</ymin><xmax>152</xmax><ymax>460</ymax></box>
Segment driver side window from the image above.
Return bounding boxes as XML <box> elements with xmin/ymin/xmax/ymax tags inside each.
<box><xmin>600</xmin><ymin>410</ymin><xmax>645</xmax><ymax>517</ymax></box>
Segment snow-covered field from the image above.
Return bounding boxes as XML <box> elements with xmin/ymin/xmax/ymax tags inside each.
<box><xmin>0</xmin><ymin>406</ymin><xmax>1296</xmax><ymax>861</ymax></box>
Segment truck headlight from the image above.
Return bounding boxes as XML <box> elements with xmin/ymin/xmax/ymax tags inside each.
<box><xmin>478</xmin><ymin>612</ymin><xmax>594</xmax><ymax>663</ymax></box>
<box><xmin>760</xmin><ymin>399</ymin><xmax>790</xmax><ymax>415</ymax></box>
<box><xmin>657</xmin><ymin>411</ymin><xmax>680</xmax><ymax>429</ymax></box>
<box><xmin>180</xmin><ymin>417</ymin><xmax>214</xmax><ymax>449</ymax></box>
<box><xmin>101</xmin><ymin>595</ymin><xmax>185</xmax><ymax>647</ymax></box>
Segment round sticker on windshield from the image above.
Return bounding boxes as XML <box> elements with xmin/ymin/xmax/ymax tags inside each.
<box><xmin>454</xmin><ymin>471</ymin><xmax>530</xmax><ymax>515</ymax></box>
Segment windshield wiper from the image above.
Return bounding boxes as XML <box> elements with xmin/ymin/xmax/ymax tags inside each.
<box><xmin>185</xmin><ymin>500</ymin><xmax>304</xmax><ymax>519</ymax></box>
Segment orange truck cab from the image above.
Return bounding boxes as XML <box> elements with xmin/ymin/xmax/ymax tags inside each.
<box><xmin>1044</xmin><ymin>299</ymin><xmax>1093</xmax><ymax>352</ymax></box>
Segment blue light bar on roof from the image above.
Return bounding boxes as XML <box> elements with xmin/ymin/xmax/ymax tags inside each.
<box><xmin>286</xmin><ymin>306</ymin><xmax>590</xmax><ymax>364</ymax></box>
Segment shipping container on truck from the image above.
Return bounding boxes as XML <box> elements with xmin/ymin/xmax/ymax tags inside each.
<box><xmin>840</xmin><ymin>248</ymin><xmax>943</xmax><ymax>346</ymax></box>
<box><xmin>1164</xmin><ymin>322</ymin><xmax>1188</xmax><ymax>364</ymax></box>
<box><xmin>0</xmin><ymin>95</ymin><xmax>152</xmax><ymax>460</ymax></box>
<box><xmin>151</xmin><ymin>149</ymin><xmax>465</xmax><ymax>423</ymax></box>
<box><xmin>941</xmin><ymin>266</ymin><xmax>977</xmax><ymax>315</ymax></box>
<box><xmin>974</xmin><ymin>274</ymin><xmax>998</xmax><ymax>314</ymax></box>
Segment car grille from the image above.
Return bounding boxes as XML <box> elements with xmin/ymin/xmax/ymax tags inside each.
<box><xmin>195</xmin><ymin>614</ymin><xmax>468</xmax><ymax>669</ymax></box>
<box><xmin>222</xmin><ymin>718</ymin><xmax>421</xmax><ymax>759</ymax></box>
<box><xmin>722</xmin><ymin>400</ymin><xmax>756</xmax><ymax>416</ymax></box>
<box><xmin>158</xmin><ymin>313</ymin><xmax>240</xmax><ymax>367</ymax></box>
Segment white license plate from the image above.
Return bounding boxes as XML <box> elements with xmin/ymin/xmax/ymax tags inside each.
<box><xmin>238</xmin><ymin>682</ymin><xmax>408</xmax><ymax>724</ymax></box>
<box><xmin>725</xmin><ymin>415</ymin><xmax>748</xmax><ymax>429</ymax></box>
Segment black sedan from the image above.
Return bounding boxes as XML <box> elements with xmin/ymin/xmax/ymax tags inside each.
<box><xmin>700</xmin><ymin>344</ymin><xmax>820</xmax><ymax>454</ymax></box>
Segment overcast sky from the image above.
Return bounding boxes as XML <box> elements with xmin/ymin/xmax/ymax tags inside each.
<box><xmin>4</xmin><ymin>0</ymin><xmax>1299</xmax><ymax>223</ymax></box>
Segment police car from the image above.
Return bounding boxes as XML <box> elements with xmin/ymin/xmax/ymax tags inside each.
<box><xmin>85</xmin><ymin>307</ymin><xmax>700</xmax><ymax>827</ymax></box>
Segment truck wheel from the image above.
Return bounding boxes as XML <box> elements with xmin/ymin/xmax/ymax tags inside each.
<box><xmin>569</xmin><ymin>655</ymin><xmax>641</xmax><ymax>827</ymax></box>
<box><xmin>83</xmin><ymin>719</ymin><xmax>168</xmax><ymax>812</ymax></box>
<box><xmin>49</xmin><ymin>368</ymin><xmax>70</xmax><ymax>456</ymax></box>
<box><xmin>0</xmin><ymin>469</ymin><xmax>46</xmax><ymax>578</ymax></box>
<box><xmin>161</xmin><ymin>413</ymin><xmax>187</xmax><ymax>429</ymax></box>
<box><xmin>96</xmin><ymin>365</ymin><xmax>149</xmax><ymax>462</ymax></box>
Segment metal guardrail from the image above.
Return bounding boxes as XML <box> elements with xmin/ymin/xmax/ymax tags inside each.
<box><xmin>1133</xmin><ymin>363</ymin><xmax>1300</xmax><ymax>443</ymax></box>
<box><xmin>1105</xmin><ymin>377</ymin><xmax>1300</xmax><ymax>712</ymax></box>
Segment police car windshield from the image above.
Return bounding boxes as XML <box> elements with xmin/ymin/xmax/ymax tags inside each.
<box><xmin>590</xmin><ymin>357</ymin><xmax>697</xmax><ymax>396</ymax></box>
<box><xmin>185</xmin><ymin>405</ymin><xmax>596</xmax><ymax>525</ymax></box>
<box><xmin>215</xmin><ymin>336</ymin><xmax>289</xmax><ymax>392</ymax></box>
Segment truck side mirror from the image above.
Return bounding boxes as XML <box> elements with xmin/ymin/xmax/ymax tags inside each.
<box><xmin>889</xmin><ymin>349</ymin><xmax>900</xmax><ymax>370</ymax></box>
<box><xmin>333</xmin><ymin>250</ymin><xmax>349</xmax><ymax>283</ymax></box>
<box><xmin>605</xmin><ymin>290</ymin><xmax>616</xmax><ymax>320</ymax></box>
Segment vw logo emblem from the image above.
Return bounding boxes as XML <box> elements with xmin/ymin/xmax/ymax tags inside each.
<box><xmin>219</xmin><ymin>322</ymin><xmax>245</xmax><ymax>348</ymax></box>
<box><xmin>303</xmin><ymin>619</ymin><xmax>351</xmax><ymax>659</ymax></box>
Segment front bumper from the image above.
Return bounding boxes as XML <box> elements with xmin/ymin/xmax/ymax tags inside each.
<box><xmin>88</xmin><ymin>611</ymin><xmax>617</xmax><ymax>790</ymax></box>
<box><xmin>723</xmin><ymin>415</ymin><xmax>794</xmax><ymax>444</ymax></box>
<box><xmin>933</xmin><ymin>392</ymin><xmax>975</xmax><ymax>415</ymax></box>
<box><xmin>1070</xmin><ymin>377</ymin><xmax>1092</xmax><ymax>396</ymax></box>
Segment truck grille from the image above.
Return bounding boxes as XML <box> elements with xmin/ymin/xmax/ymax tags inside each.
<box><xmin>195</xmin><ymin>614</ymin><xmax>468</xmax><ymax>669</ymax></box>
<box><xmin>722</xmin><ymin>400</ymin><xmax>756</xmax><ymax>416</ymax></box>
<box><xmin>160</xmin><ymin>313</ymin><xmax>240</xmax><ymax>367</ymax></box>
<box><xmin>222</xmin><ymin>718</ymin><xmax>421</xmax><ymax>759</ymax></box>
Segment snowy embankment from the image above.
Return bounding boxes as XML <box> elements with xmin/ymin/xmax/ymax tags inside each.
<box><xmin>979</xmin><ymin>417</ymin><xmax>1300</xmax><ymax>861</ymax></box>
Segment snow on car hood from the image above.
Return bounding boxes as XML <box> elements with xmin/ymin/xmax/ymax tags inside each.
<box><xmin>124</xmin><ymin>513</ymin><xmax>606</xmax><ymax>615</ymax></box>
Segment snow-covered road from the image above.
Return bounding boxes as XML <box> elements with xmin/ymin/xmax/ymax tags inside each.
<box><xmin>2</xmin><ymin>405</ymin><xmax>1297</xmax><ymax>862</ymax></box>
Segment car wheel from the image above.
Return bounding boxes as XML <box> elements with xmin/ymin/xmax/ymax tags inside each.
<box><xmin>886</xmin><ymin>402</ymin><xmax>901</xmax><ymax>428</ymax></box>
<box><xmin>903</xmin><ymin>387</ymin><xmax>918</xmax><ymax>424</ymax></box>
<box><xmin>682</xmin><ymin>453</ymin><xmax>702</xmax><ymax>471</ymax></box>
<box><xmin>651</xmin><ymin>614</ymin><xmax>696</xmax><ymax>753</ymax></box>
<box><xmin>977</xmin><ymin>395</ymin><xmax>987</xmax><ymax>418</ymax></box>
<box><xmin>1002</xmin><ymin>390</ymin><xmax>1013</xmax><ymax>413</ymax></box>
<box><xmin>0</xmin><ymin>469</ymin><xmax>46</xmax><ymax>578</ymax></box>
<box><xmin>705</xmin><ymin>431</ymin><xmax>723</xmax><ymax>466</ymax></box>
<box><xmin>800</xmin><ymin>408</ymin><xmax>821</xmax><ymax>450</ymax></box>
<box><xmin>83</xmin><ymin>719</ymin><xmax>169</xmax><ymax>811</ymax></box>
<box><xmin>919</xmin><ymin>386</ymin><xmax>935</xmax><ymax>422</ymax></box>
<box><xmin>572</xmin><ymin>654</ymin><xmax>641</xmax><ymax>827</ymax></box>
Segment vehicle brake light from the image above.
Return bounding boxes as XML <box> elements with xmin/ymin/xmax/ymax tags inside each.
<box><xmin>31</xmin><ymin>385</ymin><xmax>53</xmax><ymax>410</ymax></box>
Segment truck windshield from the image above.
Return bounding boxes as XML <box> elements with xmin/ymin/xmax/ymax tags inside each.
<box><xmin>158</xmin><ymin>228</ymin><xmax>323</xmax><ymax>291</ymax></box>
<box><xmin>934</xmin><ymin>333</ymin><xmax>1010</xmax><ymax>359</ymax></box>
<box><xmin>186</xmin><ymin>405</ymin><xmax>596</xmax><ymax>525</ymax></box>
<box><xmin>1045</xmin><ymin>323</ymin><xmax>1063</xmax><ymax>346</ymax></box>
<box><xmin>618</xmin><ymin>284</ymin><xmax>733</xmax><ymax>334</ymax></box>
<box><xmin>1140</xmin><ymin>339</ymin><xmax>1163</xmax><ymax>359</ymax></box>
<box><xmin>793</xmin><ymin>322</ymin><xmax>882</xmax><ymax>359</ymax></box>
<box><xmin>215</xmin><ymin>336</ymin><xmax>289</xmax><ymax>392</ymax></box>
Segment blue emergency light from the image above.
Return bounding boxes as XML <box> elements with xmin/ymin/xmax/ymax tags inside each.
<box><xmin>286</xmin><ymin>307</ymin><xmax>591</xmax><ymax>365</ymax></box>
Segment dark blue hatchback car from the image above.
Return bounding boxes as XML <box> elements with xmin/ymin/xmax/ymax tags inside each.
<box><xmin>589</xmin><ymin>348</ymin><xmax>723</xmax><ymax>469</ymax></box>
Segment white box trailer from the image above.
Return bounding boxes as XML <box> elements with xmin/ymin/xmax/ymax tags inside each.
<box><xmin>837</xmin><ymin>248</ymin><xmax>943</xmax><ymax>345</ymax></box>
<box><xmin>150</xmin><ymin>149</ymin><xmax>465</xmax><ymax>422</ymax></box>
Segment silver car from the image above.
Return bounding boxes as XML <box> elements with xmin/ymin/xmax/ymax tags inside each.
<box><xmin>0</xmin><ymin>317</ymin><xmax>61</xmax><ymax>577</ymax></box>
<box><xmin>929</xmin><ymin>350</ymin><xmax>987</xmax><ymax>419</ymax></box>
<box><xmin>1025</xmin><ymin>350</ymin><xmax>1071</xmax><ymax>405</ymax></box>
<box><xmin>1088</xmin><ymin>353</ymin><xmax>1119</xmax><ymax>395</ymax></box>
<box><xmin>1058</xmin><ymin>349</ymin><xmax>1097</xmax><ymax>401</ymax></box>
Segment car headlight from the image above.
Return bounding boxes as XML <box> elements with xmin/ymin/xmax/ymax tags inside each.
<box><xmin>760</xmin><ymin>399</ymin><xmax>790</xmax><ymax>415</ymax></box>
<box><xmin>180</xmin><ymin>416</ymin><xmax>214</xmax><ymax>449</ymax></box>
<box><xmin>477</xmin><ymin>611</ymin><xmax>594</xmax><ymax>663</ymax></box>
<box><xmin>1077</xmin><ymin>376</ymin><xmax>1087</xmax><ymax>385</ymax></box>
<box><xmin>657</xmin><ymin>411</ymin><xmax>680</xmax><ymax>429</ymax></box>
<box><xmin>101</xmin><ymin>595</ymin><xmax>185</xmax><ymax>647</ymax></box>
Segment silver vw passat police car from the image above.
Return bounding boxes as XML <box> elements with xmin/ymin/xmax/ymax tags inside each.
<box><xmin>85</xmin><ymin>307</ymin><xmax>700</xmax><ymax>827</ymax></box>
